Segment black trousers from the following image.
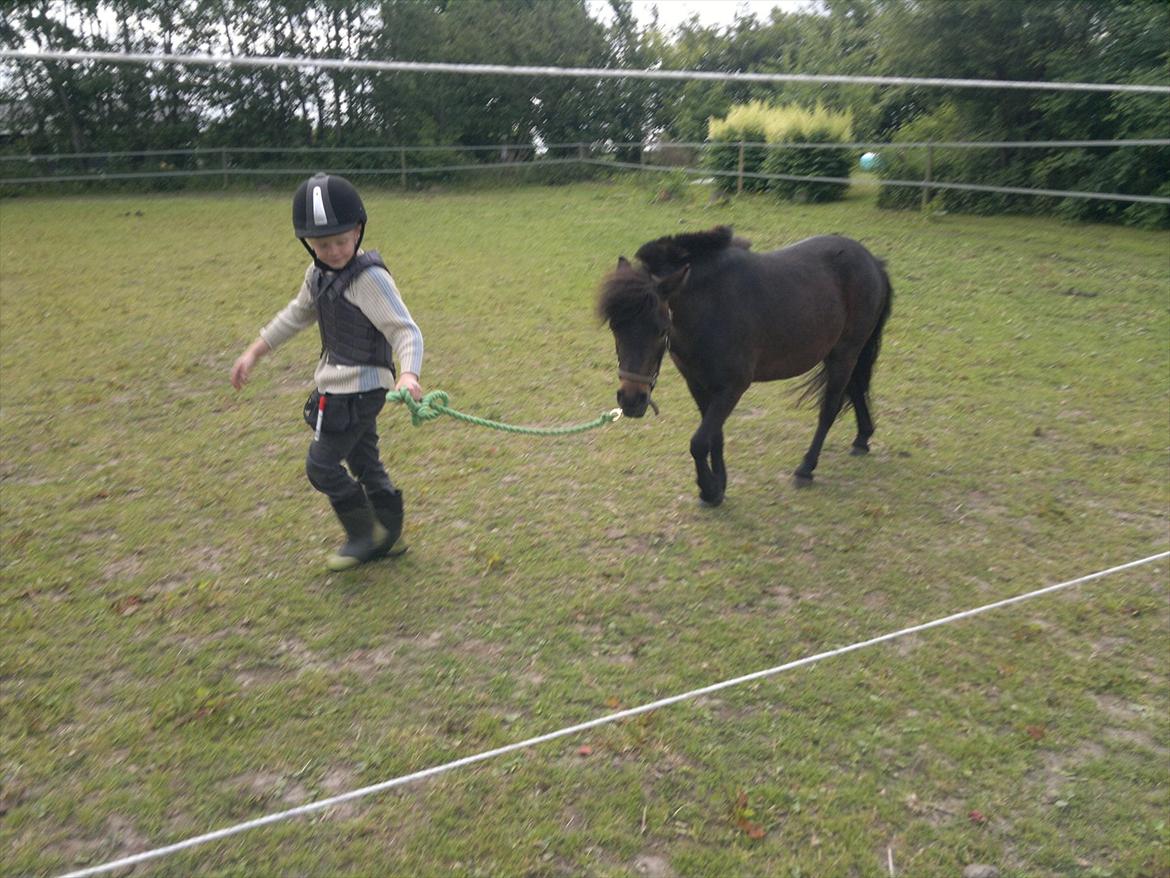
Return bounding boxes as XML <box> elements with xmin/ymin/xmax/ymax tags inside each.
<box><xmin>305</xmin><ymin>389</ymin><xmax>394</xmax><ymax>506</ymax></box>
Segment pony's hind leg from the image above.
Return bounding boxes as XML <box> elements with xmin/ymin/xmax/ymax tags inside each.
<box><xmin>794</xmin><ymin>356</ymin><xmax>853</xmax><ymax>486</ymax></box>
<box><xmin>847</xmin><ymin>379</ymin><xmax>875</xmax><ymax>455</ymax></box>
<box><xmin>845</xmin><ymin>278</ymin><xmax>890</xmax><ymax>457</ymax></box>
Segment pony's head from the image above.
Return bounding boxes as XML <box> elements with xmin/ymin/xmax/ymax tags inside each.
<box><xmin>597</xmin><ymin>256</ymin><xmax>690</xmax><ymax>418</ymax></box>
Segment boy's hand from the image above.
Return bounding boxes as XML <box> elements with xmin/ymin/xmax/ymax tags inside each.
<box><xmin>230</xmin><ymin>338</ymin><xmax>270</xmax><ymax>390</ymax></box>
<box><xmin>396</xmin><ymin>372</ymin><xmax>423</xmax><ymax>402</ymax></box>
<box><xmin>230</xmin><ymin>353</ymin><xmax>256</xmax><ymax>390</ymax></box>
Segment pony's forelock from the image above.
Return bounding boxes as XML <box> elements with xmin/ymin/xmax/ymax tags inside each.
<box><xmin>597</xmin><ymin>261</ymin><xmax>657</xmax><ymax>327</ymax></box>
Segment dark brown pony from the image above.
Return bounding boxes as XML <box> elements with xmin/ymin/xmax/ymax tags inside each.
<box><xmin>598</xmin><ymin>226</ymin><xmax>892</xmax><ymax>506</ymax></box>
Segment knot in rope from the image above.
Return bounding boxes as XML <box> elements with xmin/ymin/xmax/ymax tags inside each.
<box><xmin>391</xmin><ymin>388</ymin><xmax>451</xmax><ymax>426</ymax></box>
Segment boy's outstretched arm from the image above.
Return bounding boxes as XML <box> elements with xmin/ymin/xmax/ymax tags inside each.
<box><xmin>231</xmin><ymin>338</ymin><xmax>272</xmax><ymax>390</ymax></box>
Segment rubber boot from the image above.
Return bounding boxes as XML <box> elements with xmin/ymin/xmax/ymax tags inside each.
<box><xmin>326</xmin><ymin>493</ymin><xmax>391</xmax><ymax>571</ymax></box>
<box><xmin>366</xmin><ymin>487</ymin><xmax>408</xmax><ymax>559</ymax></box>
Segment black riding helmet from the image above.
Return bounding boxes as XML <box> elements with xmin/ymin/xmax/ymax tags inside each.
<box><xmin>292</xmin><ymin>173</ymin><xmax>367</xmax><ymax>270</ymax></box>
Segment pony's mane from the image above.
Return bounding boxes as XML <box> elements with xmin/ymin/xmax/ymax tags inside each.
<box><xmin>634</xmin><ymin>225</ymin><xmax>748</xmax><ymax>276</ymax></box>
<box><xmin>596</xmin><ymin>261</ymin><xmax>658</xmax><ymax>328</ymax></box>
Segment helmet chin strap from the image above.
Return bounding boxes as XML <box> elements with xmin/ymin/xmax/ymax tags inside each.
<box><xmin>299</xmin><ymin>223</ymin><xmax>366</xmax><ymax>272</ymax></box>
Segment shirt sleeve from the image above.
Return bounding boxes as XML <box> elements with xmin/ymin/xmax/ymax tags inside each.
<box><xmin>349</xmin><ymin>268</ymin><xmax>425</xmax><ymax>377</ymax></box>
<box><xmin>259</xmin><ymin>267</ymin><xmax>318</xmax><ymax>351</ymax></box>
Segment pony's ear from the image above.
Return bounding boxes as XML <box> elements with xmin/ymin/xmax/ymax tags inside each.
<box><xmin>653</xmin><ymin>264</ymin><xmax>691</xmax><ymax>300</ymax></box>
<box><xmin>617</xmin><ymin>256</ymin><xmax>631</xmax><ymax>269</ymax></box>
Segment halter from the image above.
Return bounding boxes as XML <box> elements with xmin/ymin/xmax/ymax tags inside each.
<box><xmin>617</xmin><ymin>328</ymin><xmax>669</xmax><ymax>415</ymax></box>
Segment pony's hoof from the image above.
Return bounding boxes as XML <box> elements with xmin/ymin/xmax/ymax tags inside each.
<box><xmin>850</xmin><ymin>444</ymin><xmax>870</xmax><ymax>456</ymax></box>
<box><xmin>792</xmin><ymin>472</ymin><xmax>814</xmax><ymax>488</ymax></box>
<box><xmin>699</xmin><ymin>492</ymin><xmax>725</xmax><ymax>507</ymax></box>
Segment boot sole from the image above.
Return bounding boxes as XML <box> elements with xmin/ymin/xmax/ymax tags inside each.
<box><xmin>326</xmin><ymin>554</ymin><xmax>366</xmax><ymax>572</ymax></box>
<box><xmin>327</xmin><ymin>542</ymin><xmax>407</xmax><ymax>571</ymax></box>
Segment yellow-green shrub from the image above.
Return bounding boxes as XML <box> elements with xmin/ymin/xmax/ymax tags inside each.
<box><xmin>704</xmin><ymin>100</ymin><xmax>772</xmax><ymax>193</ymax></box>
<box><xmin>705</xmin><ymin>102</ymin><xmax>855</xmax><ymax>202</ymax></box>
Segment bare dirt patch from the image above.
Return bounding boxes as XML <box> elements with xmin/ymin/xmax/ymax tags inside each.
<box><xmin>101</xmin><ymin>553</ymin><xmax>146</xmax><ymax>583</ymax></box>
<box><xmin>633</xmin><ymin>852</ymin><xmax>677</xmax><ymax>877</ymax></box>
<box><xmin>1027</xmin><ymin>742</ymin><xmax>1106</xmax><ymax>803</ymax></box>
<box><xmin>318</xmin><ymin>765</ymin><xmax>361</xmax><ymax>818</ymax></box>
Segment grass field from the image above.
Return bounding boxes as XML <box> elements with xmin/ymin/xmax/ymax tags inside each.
<box><xmin>1</xmin><ymin>177</ymin><xmax>1168</xmax><ymax>878</ymax></box>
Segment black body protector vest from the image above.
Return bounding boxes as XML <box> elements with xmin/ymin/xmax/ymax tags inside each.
<box><xmin>309</xmin><ymin>251</ymin><xmax>395</xmax><ymax>375</ymax></box>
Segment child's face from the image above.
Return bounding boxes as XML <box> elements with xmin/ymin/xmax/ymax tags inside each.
<box><xmin>306</xmin><ymin>226</ymin><xmax>361</xmax><ymax>269</ymax></box>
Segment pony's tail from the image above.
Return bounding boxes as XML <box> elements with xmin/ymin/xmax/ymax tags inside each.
<box><xmin>796</xmin><ymin>262</ymin><xmax>893</xmax><ymax>409</ymax></box>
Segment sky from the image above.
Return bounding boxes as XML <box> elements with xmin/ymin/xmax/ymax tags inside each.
<box><xmin>587</xmin><ymin>0</ymin><xmax>819</xmax><ymax>33</ymax></box>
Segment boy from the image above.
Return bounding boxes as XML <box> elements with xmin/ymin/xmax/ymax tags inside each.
<box><xmin>231</xmin><ymin>173</ymin><xmax>424</xmax><ymax>571</ymax></box>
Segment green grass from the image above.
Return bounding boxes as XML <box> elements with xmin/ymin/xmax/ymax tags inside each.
<box><xmin>1</xmin><ymin>178</ymin><xmax>1168</xmax><ymax>878</ymax></box>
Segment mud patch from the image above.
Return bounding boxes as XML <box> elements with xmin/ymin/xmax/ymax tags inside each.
<box><xmin>763</xmin><ymin>584</ymin><xmax>796</xmax><ymax>611</ymax></box>
<box><xmin>101</xmin><ymin>553</ymin><xmax>146</xmax><ymax>583</ymax></box>
<box><xmin>225</xmin><ymin>770</ymin><xmax>309</xmax><ymax>806</ymax></box>
<box><xmin>54</xmin><ymin>813</ymin><xmax>150</xmax><ymax>869</ymax></box>
<box><xmin>633</xmin><ymin>852</ymin><xmax>676</xmax><ymax>877</ymax></box>
<box><xmin>318</xmin><ymin>765</ymin><xmax>360</xmax><ymax>818</ymax></box>
<box><xmin>1027</xmin><ymin>742</ymin><xmax>1106</xmax><ymax>803</ymax></box>
<box><xmin>1103</xmin><ymin>726</ymin><xmax>1166</xmax><ymax>756</ymax></box>
<box><xmin>1091</xmin><ymin>692</ymin><xmax>1145</xmax><ymax>723</ymax></box>
<box><xmin>234</xmin><ymin>664</ymin><xmax>286</xmax><ymax>689</ymax></box>
<box><xmin>895</xmin><ymin>633</ymin><xmax>924</xmax><ymax>657</ymax></box>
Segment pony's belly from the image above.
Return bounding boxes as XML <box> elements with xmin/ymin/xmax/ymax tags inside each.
<box><xmin>754</xmin><ymin>351</ymin><xmax>823</xmax><ymax>382</ymax></box>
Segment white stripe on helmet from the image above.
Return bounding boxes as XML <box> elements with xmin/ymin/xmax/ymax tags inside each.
<box><xmin>312</xmin><ymin>185</ymin><xmax>328</xmax><ymax>227</ymax></box>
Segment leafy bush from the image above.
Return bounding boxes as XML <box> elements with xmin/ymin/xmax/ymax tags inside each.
<box><xmin>760</xmin><ymin>104</ymin><xmax>855</xmax><ymax>204</ymax></box>
<box><xmin>401</xmin><ymin>147</ymin><xmax>476</xmax><ymax>187</ymax></box>
<box><xmin>874</xmin><ymin>104</ymin><xmax>1039</xmax><ymax>216</ymax></box>
<box><xmin>703</xmin><ymin>101</ymin><xmax>771</xmax><ymax>193</ymax></box>
<box><xmin>705</xmin><ymin>102</ymin><xmax>854</xmax><ymax>202</ymax></box>
<box><xmin>1036</xmin><ymin>147</ymin><xmax>1170</xmax><ymax>230</ymax></box>
<box><xmin>645</xmin><ymin>169</ymin><xmax>693</xmax><ymax>203</ymax></box>
<box><xmin>875</xmin><ymin>102</ymin><xmax>965</xmax><ymax>211</ymax></box>
<box><xmin>876</xmin><ymin>102</ymin><xmax>1170</xmax><ymax>229</ymax></box>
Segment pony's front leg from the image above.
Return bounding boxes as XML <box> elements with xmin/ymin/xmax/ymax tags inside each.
<box><xmin>689</xmin><ymin>387</ymin><xmax>744</xmax><ymax>506</ymax></box>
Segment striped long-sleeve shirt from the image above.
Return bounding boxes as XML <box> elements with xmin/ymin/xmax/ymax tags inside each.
<box><xmin>259</xmin><ymin>256</ymin><xmax>424</xmax><ymax>395</ymax></box>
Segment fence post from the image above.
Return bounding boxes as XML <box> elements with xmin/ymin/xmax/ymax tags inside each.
<box><xmin>922</xmin><ymin>143</ymin><xmax>934</xmax><ymax>210</ymax></box>
<box><xmin>221</xmin><ymin>147</ymin><xmax>228</xmax><ymax>190</ymax></box>
<box><xmin>400</xmin><ymin>148</ymin><xmax>406</xmax><ymax>189</ymax></box>
<box><xmin>737</xmin><ymin>141</ymin><xmax>745</xmax><ymax>195</ymax></box>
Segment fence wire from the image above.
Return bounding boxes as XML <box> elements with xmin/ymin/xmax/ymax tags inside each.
<box><xmin>3</xmin><ymin>142</ymin><xmax>1167</xmax><ymax>206</ymax></box>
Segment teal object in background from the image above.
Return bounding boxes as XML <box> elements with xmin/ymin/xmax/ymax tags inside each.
<box><xmin>859</xmin><ymin>151</ymin><xmax>882</xmax><ymax>171</ymax></box>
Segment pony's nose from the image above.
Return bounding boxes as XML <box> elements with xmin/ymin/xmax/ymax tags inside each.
<box><xmin>617</xmin><ymin>385</ymin><xmax>648</xmax><ymax>418</ymax></box>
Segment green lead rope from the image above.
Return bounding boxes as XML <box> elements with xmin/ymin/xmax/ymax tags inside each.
<box><xmin>387</xmin><ymin>388</ymin><xmax>623</xmax><ymax>436</ymax></box>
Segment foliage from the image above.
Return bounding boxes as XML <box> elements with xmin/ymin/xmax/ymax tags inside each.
<box><xmin>703</xmin><ymin>101</ymin><xmax>771</xmax><ymax>193</ymax></box>
<box><xmin>867</xmin><ymin>0</ymin><xmax>1170</xmax><ymax>227</ymax></box>
<box><xmin>705</xmin><ymin>101</ymin><xmax>854</xmax><ymax>202</ymax></box>
<box><xmin>758</xmin><ymin>103</ymin><xmax>855</xmax><ymax>203</ymax></box>
<box><xmin>643</xmin><ymin>167</ymin><xmax>693</xmax><ymax>203</ymax></box>
<box><xmin>0</xmin><ymin>0</ymin><xmax>654</xmax><ymax>158</ymax></box>
<box><xmin>1</xmin><ymin>0</ymin><xmax>1167</xmax><ymax>226</ymax></box>
<box><xmin>875</xmin><ymin>101</ymin><xmax>967</xmax><ymax>212</ymax></box>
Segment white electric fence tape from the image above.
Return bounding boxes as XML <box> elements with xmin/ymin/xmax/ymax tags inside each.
<box><xmin>2</xmin><ymin>49</ymin><xmax>1168</xmax><ymax>94</ymax></box>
